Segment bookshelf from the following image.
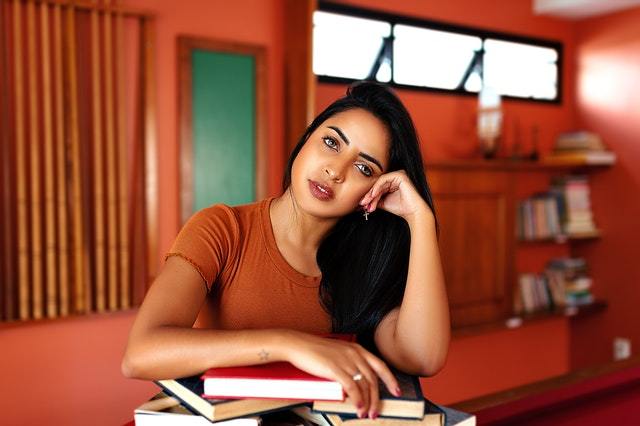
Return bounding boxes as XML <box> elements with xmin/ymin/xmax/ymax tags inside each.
<box><xmin>425</xmin><ymin>158</ymin><xmax>612</xmax><ymax>330</ymax></box>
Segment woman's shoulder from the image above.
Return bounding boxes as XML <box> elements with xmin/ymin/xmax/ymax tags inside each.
<box><xmin>188</xmin><ymin>197</ymin><xmax>271</xmax><ymax>234</ymax></box>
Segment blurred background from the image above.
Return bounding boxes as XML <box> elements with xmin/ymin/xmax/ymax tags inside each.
<box><xmin>1</xmin><ymin>0</ymin><xmax>639</xmax><ymax>424</ymax></box>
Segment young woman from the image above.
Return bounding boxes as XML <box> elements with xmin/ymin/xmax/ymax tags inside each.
<box><xmin>122</xmin><ymin>81</ymin><xmax>450</xmax><ymax>420</ymax></box>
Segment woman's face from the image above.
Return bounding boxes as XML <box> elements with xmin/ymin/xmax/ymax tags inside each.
<box><xmin>290</xmin><ymin>108</ymin><xmax>391</xmax><ymax>219</ymax></box>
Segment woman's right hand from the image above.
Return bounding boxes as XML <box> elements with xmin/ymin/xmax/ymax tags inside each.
<box><xmin>278</xmin><ymin>330</ymin><xmax>401</xmax><ymax>419</ymax></box>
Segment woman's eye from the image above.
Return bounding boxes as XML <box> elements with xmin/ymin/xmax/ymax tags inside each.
<box><xmin>323</xmin><ymin>136</ymin><xmax>338</xmax><ymax>150</ymax></box>
<box><xmin>357</xmin><ymin>164</ymin><xmax>373</xmax><ymax>177</ymax></box>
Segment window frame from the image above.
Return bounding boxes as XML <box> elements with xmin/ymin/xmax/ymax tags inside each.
<box><xmin>316</xmin><ymin>1</ymin><xmax>564</xmax><ymax>104</ymax></box>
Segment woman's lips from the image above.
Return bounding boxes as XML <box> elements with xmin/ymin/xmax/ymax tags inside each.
<box><xmin>308</xmin><ymin>180</ymin><xmax>334</xmax><ymax>201</ymax></box>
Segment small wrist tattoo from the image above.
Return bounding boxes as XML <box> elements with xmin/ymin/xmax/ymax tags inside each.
<box><xmin>258</xmin><ymin>349</ymin><xmax>269</xmax><ymax>361</ymax></box>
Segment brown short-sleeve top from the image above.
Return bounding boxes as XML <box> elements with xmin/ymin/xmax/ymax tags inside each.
<box><xmin>166</xmin><ymin>197</ymin><xmax>332</xmax><ymax>334</ymax></box>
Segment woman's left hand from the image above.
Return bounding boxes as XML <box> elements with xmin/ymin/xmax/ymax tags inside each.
<box><xmin>359</xmin><ymin>170</ymin><xmax>431</xmax><ymax>222</ymax></box>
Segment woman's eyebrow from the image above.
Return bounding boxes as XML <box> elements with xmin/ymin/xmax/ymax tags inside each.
<box><xmin>327</xmin><ymin>125</ymin><xmax>384</xmax><ymax>172</ymax></box>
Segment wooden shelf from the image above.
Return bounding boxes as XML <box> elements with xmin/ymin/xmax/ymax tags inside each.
<box><xmin>425</xmin><ymin>158</ymin><xmax>614</xmax><ymax>171</ymax></box>
<box><xmin>518</xmin><ymin>231</ymin><xmax>602</xmax><ymax>244</ymax></box>
<box><xmin>452</xmin><ymin>300</ymin><xmax>608</xmax><ymax>338</ymax></box>
<box><xmin>452</xmin><ymin>354</ymin><xmax>640</xmax><ymax>415</ymax></box>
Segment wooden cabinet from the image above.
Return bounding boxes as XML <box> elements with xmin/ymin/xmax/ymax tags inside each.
<box><xmin>427</xmin><ymin>163</ymin><xmax>516</xmax><ymax>327</ymax></box>
<box><xmin>426</xmin><ymin>160</ymin><xmax>609</xmax><ymax>330</ymax></box>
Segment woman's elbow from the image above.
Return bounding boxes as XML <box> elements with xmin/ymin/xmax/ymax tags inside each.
<box><xmin>412</xmin><ymin>347</ymin><xmax>448</xmax><ymax>377</ymax></box>
<box><xmin>121</xmin><ymin>346</ymin><xmax>148</xmax><ymax>379</ymax></box>
<box><xmin>419</xmin><ymin>358</ymin><xmax>446</xmax><ymax>377</ymax></box>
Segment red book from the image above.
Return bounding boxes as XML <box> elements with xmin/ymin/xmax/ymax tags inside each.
<box><xmin>202</xmin><ymin>361</ymin><xmax>344</xmax><ymax>401</ymax></box>
<box><xmin>202</xmin><ymin>334</ymin><xmax>355</xmax><ymax>401</ymax></box>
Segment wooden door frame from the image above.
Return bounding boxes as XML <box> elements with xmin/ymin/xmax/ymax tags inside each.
<box><xmin>177</xmin><ymin>36</ymin><xmax>268</xmax><ymax>226</ymax></box>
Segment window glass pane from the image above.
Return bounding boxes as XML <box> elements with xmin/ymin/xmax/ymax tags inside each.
<box><xmin>393</xmin><ymin>25</ymin><xmax>482</xmax><ymax>89</ymax></box>
<box><xmin>483</xmin><ymin>39</ymin><xmax>558</xmax><ymax>100</ymax></box>
<box><xmin>313</xmin><ymin>11</ymin><xmax>391</xmax><ymax>80</ymax></box>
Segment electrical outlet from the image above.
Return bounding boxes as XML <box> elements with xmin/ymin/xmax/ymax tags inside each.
<box><xmin>613</xmin><ymin>337</ymin><xmax>631</xmax><ymax>361</ymax></box>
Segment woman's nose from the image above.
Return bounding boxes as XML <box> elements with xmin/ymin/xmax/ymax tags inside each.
<box><xmin>324</xmin><ymin>165</ymin><xmax>344</xmax><ymax>183</ymax></box>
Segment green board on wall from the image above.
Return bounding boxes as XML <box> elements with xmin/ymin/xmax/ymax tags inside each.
<box><xmin>191</xmin><ymin>49</ymin><xmax>255</xmax><ymax>210</ymax></box>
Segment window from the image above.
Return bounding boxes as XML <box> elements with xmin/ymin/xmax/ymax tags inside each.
<box><xmin>313</xmin><ymin>12</ymin><xmax>391</xmax><ymax>81</ymax></box>
<box><xmin>313</xmin><ymin>2</ymin><xmax>563</xmax><ymax>103</ymax></box>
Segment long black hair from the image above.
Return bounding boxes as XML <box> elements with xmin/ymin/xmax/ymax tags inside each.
<box><xmin>282</xmin><ymin>81</ymin><xmax>437</xmax><ymax>350</ymax></box>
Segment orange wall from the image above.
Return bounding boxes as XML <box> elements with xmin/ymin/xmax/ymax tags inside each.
<box><xmin>423</xmin><ymin>318</ymin><xmax>570</xmax><ymax>404</ymax></box>
<box><xmin>570</xmin><ymin>6</ymin><xmax>640</xmax><ymax>368</ymax></box>
<box><xmin>0</xmin><ymin>311</ymin><xmax>155</xmax><ymax>426</ymax></box>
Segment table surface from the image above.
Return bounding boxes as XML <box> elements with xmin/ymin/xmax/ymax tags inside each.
<box><xmin>453</xmin><ymin>356</ymin><xmax>640</xmax><ymax>425</ymax></box>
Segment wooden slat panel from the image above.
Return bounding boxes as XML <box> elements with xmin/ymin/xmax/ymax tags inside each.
<box><xmin>66</xmin><ymin>4</ymin><xmax>86</xmax><ymax>314</ymax></box>
<box><xmin>130</xmin><ymin>19</ymin><xmax>145</xmax><ymax>305</ymax></box>
<box><xmin>115</xmin><ymin>9</ymin><xmax>130</xmax><ymax>308</ymax></box>
<box><xmin>0</xmin><ymin>0</ymin><xmax>14</xmax><ymax>321</ymax></box>
<box><xmin>103</xmin><ymin>4</ymin><xmax>119</xmax><ymax>310</ymax></box>
<box><xmin>40</xmin><ymin>0</ymin><xmax>58</xmax><ymax>318</ymax></box>
<box><xmin>91</xmin><ymin>3</ymin><xmax>106</xmax><ymax>312</ymax></box>
<box><xmin>14</xmin><ymin>0</ymin><xmax>154</xmax><ymax>18</ymax></box>
<box><xmin>12</xmin><ymin>0</ymin><xmax>29</xmax><ymax>320</ymax></box>
<box><xmin>53</xmin><ymin>2</ymin><xmax>69</xmax><ymax>316</ymax></box>
<box><xmin>26</xmin><ymin>0</ymin><xmax>44</xmax><ymax>320</ymax></box>
<box><xmin>143</xmin><ymin>18</ymin><xmax>157</xmax><ymax>291</ymax></box>
<box><xmin>3</xmin><ymin>0</ymin><xmax>152</xmax><ymax>321</ymax></box>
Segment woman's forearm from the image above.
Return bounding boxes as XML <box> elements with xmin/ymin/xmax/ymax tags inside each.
<box><xmin>121</xmin><ymin>327</ymin><xmax>293</xmax><ymax>380</ymax></box>
<box><xmin>394</xmin><ymin>210</ymin><xmax>450</xmax><ymax>375</ymax></box>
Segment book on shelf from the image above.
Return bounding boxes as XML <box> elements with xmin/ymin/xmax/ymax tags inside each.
<box><xmin>545</xmin><ymin>257</ymin><xmax>595</xmax><ymax>308</ymax></box>
<box><xmin>202</xmin><ymin>361</ymin><xmax>344</xmax><ymax>401</ymax></box>
<box><xmin>517</xmin><ymin>194</ymin><xmax>562</xmax><ymax>240</ymax></box>
<box><xmin>322</xmin><ymin>398</ymin><xmax>476</xmax><ymax>426</ymax></box>
<box><xmin>517</xmin><ymin>175</ymin><xmax>602</xmax><ymax>241</ymax></box>
<box><xmin>554</xmin><ymin>131</ymin><xmax>605</xmax><ymax>151</ymax></box>
<box><xmin>515</xmin><ymin>257</ymin><xmax>596</xmax><ymax>315</ymax></box>
<box><xmin>516</xmin><ymin>273</ymin><xmax>555</xmax><ymax>314</ymax></box>
<box><xmin>312</xmin><ymin>369</ymin><xmax>425</xmax><ymax>420</ymax></box>
<box><xmin>134</xmin><ymin>391</ymin><xmax>261</xmax><ymax>426</ymax></box>
<box><xmin>155</xmin><ymin>374</ymin><xmax>304</xmax><ymax>422</ymax></box>
<box><xmin>543</xmin><ymin>150</ymin><xmax>616</xmax><ymax>166</ymax></box>
<box><xmin>546</xmin><ymin>131</ymin><xmax>616</xmax><ymax>165</ymax></box>
<box><xmin>553</xmin><ymin>175</ymin><xmax>598</xmax><ymax>236</ymax></box>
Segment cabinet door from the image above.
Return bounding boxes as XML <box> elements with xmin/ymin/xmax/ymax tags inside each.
<box><xmin>427</xmin><ymin>168</ymin><xmax>515</xmax><ymax>327</ymax></box>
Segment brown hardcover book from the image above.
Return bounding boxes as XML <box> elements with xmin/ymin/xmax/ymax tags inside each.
<box><xmin>156</xmin><ymin>375</ymin><xmax>304</xmax><ymax>422</ymax></box>
<box><xmin>134</xmin><ymin>391</ymin><xmax>260</xmax><ymax>425</ymax></box>
<box><xmin>322</xmin><ymin>398</ymin><xmax>476</xmax><ymax>426</ymax></box>
<box><xmin>312</xmin><ymin>370</ymin><xmax>424</xmax><ymax>419</ymax></box>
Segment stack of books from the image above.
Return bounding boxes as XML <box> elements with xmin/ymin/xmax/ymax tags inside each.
<box><xmin>515</xmin><ymin>273</ymin><xmax>556</xmax><ymax>314</ymax></box>
<box><xmin>514</xmin><ymin>257</ymin><xmax>595</xmax><ymax>315</ymax></box>
<box><xmin>133</xmin><ymin>359</ymin><xmax>475</xmax><ymax>425</ymax></box>
<box><xmin>543</xmin><ymin>131</ymin><xmax>616</xmax><ymax>165</ymax></box>
<box><xmin>517</xmin><ymin>193</ymin><xmax>563</xmax><ymax>240</ymax></box>
<box><xmin>517</xmin><ymin>175</ymin><xmax>600</xmax><ymax>241</ymax></box>
<box><xmin>550</xmin><ymin>175</ymin><xmax>599</xmax><ymax>237</ymax></box>
<box><xmin>545</xmin><ymin>257</ymin><xmax>594</xmax><ymax>308</ymax></box>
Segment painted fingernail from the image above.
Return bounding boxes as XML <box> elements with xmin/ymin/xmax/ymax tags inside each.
<box><xmin>357</xmin><ymin>401</ymin><xmax>364</xmax><ymax>409</ymax></box>
<box><xmin>358</xmin><ymin>411</ymin><xmax>365</xmax><ymax>419</ymax></box>
<box><xmin>371</xmin><ymin>411</ymin><xmax>378</xmax><ymax>419</ymax></box>
<box><xmin>395</xmin><ymin>387</ymin><xmax>402</xmax><ymax>396</ymax></box>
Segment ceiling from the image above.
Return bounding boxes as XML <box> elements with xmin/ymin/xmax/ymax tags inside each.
<box><xmin>534</xmin><ymin>0</ymin><xmax>640</xmax><ymax>19</ymax></box>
